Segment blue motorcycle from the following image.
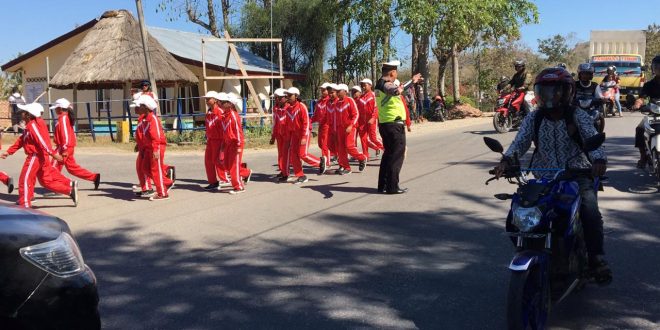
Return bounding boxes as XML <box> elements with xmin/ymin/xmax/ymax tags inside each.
<box><xmin>483</xmin><ymin>133</ymin><xmax>605</xmax><ymax>330</ymax></box>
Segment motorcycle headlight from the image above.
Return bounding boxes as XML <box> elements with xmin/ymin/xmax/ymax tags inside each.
<box><xmin>512</xmin><ymin>207</ymin><xmax>543</xmax><ymax>232</ymax></box>
<box><xmin>19</xmin><ymin>233</ymin><xmax>85</xmax><ymax>278</ymax></box>
<box><xmin>497</xmin><ymin>99</ymin><xmax>505</xmax><ymax>106</ymax></box>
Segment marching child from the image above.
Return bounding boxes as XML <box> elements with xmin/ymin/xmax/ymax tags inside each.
<box><xmin>219</xmin><ymin>93</ymin><xmax>251</xmax><ymax>194</ymax></box>
<box><xmin>311</xmin><ymin>83</ymin><xmax>331</xmax><ymax>172</ymax></box>
<box><xmin>269</xmin><ymin>88</ymin><xmax>290</xmax><ymax>179</ymax></box>
<box><xmin>203</xmin><ymin>91</ymin><xmax>230</xmax><ymax>190</ymax></box>
<box><xmin>0</xmin><ymin>130</ymin><xmax>14</xmax><ymax>194</ymax></box>
<box><xmin>285</xmin><ymin>87</ymin><xmax>321</xmax><ymax>184</ymax></box>
<box><xmin>136</xmin><ymin>96</ymin><xmax>173</xmax><ymax>201</ymax></box>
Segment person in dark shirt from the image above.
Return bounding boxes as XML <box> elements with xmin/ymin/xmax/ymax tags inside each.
<box><xmin>632</xmin><ymin>55</ymin><xmax>660</xmax><ymax>167</ymax></box>
<box><xmin>505</xmin><ymin>59</ymin><xmax>533</xmax><ymax>92</ymax></box>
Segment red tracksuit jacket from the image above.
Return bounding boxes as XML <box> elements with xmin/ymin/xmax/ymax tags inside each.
<box><xmin>8</xmin><ymin>118</ymin><xmax>53</xmax><ymax>157</ymax></box>
<box><xmin>142</xmin><ymin>113</ymin><xmax>163</xmax><ymax>151</ymax></box>
<box><xmin>271</xmin><ymin>103</ymin><xmax>289</xmax><ymax>140</ymax></box>
<box><xmin>332</xmin><ymin>97</ymin><xmax>359</xmax><ymax>133</ymax></box>
<box><xmin>358</xmin><ymin>91</ymin><xmax>378</xmax><ymax>128</ymax></box>
<box><xmin>222</xmin><ymin>110</ymin><xmax>243</xmax><ymax>147</ymax></box>
<box><xmin>311</xmin><ymin>96</ymin><xmax>330</xmax><ymax>125</ymax></box>
<box><xmin>286</xmin><ymin>101</ymin><xmax>311</xmax><ymax>138</ymax></box>
<box><xmin>206</xmin><ymin>104</ymin><xmax>223</xmax><ymax>141</ymax></box>
<box><xmin>54</xmin><ymin>113</ymin><xmax>76</xmax><ymax>151</ymax></box>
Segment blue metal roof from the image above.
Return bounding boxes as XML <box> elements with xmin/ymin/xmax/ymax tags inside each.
<box><xmin>148</xmin><ymin>27</ymin><xmax>296</xmax><ymax>76</ymax></box>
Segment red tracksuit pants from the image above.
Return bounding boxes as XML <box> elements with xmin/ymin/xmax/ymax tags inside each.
<box><xmin>288</xmin><ymin>133</ymin><xmax>320</xmax><ymax>177</ymax></box>
<box><xmin>160</xmin><ymin>144</ymin><xmax>172</xmax><ymax>173</ymax></box>
<box><xmin>136</xmin><ymin>149</ymin><xmax>152</xmax><ymax>191</ymax></box>
<box><xmin>205</xmin><ymin>139</ymin><xmax>228</xmax><ymax>184</ymax></box>
<box><xmin>18</xmin><ymin>154</ymin><xmax>72</xmax><ymax>208</ymax></box>
<box><xmin>275</xmin><ymin>135</ymin><xmax>289</xmax><ymax>176</ymax></box>
<box><xmin>52</xmin><ymin>147</ymin><xmax>97</xmax><ymax>181</ymax></box>
<box><xmin>0</xmin><ymin>171</ymin><xmax>8</xmax><ymax>186</ymax></box>
<box><xmin>335</xmin><ymin>127</ymin><xmax>366</xmax><ymax>170</ymax></box>
<box><xmin>358</xmin><ymin>123</ymin><xmax>384</xmax><ymax>160</ymax></box>
<box><xmin>142</xmin><ymin>149</ymin><xmax>172</xmax><ymax>197</ymax></box>
<box><xmin>223</xmin><ymin>143</ymin><xmax>249</xmax><ymax>191</ymax></box>
<box><xmin>318</xmin><ymin>124</ymin><xmax>335</xmax><ymax>166</ymax></box>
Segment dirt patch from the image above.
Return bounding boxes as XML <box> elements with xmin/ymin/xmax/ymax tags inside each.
<box><xmin>448</xmin><ymin>103</ymin><xmax>483</xmax><ymax>119</ymax></box>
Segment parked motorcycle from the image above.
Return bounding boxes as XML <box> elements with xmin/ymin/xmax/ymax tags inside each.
<box><xmin>600</xmin><ymin>84</ymin><xmax>617</xmax><ymax>117</ymax></box>
<box><xmin>493</xmin><ymin>90</ymin><xmax>536</xmax><ymax>133</ymax></box>
<box><xmin>483</xmin><ymin>133</ymin><xmax>606</xmax><ymax>329</ymax></box>
<box><xmin>640</xmin><ymin>100</ymin><xmax>660</xmax><ymax>180</ymax></box>
<box><xmin>576</xmin><ymin>97</ymin><xmax>605</xmax><ymax>133</ymax></box>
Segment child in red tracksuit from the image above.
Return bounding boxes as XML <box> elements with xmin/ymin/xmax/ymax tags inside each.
<box><xmin>50</xmin><ymin>99</ymin><xmax>100</xmax><ymax>190</ymax></box>
<box><xmin>311</xmin><ymin>83</ymin><xmax>331</xmax><ymax>171</ymax></box>
<box><xmin>1</xmin><ymin>103</ymin><xmax>77</xmax><ymax>208</ymax></box>
<box><xmin>132</xmin><ymin>102</ymin><xmax>154</xmax><ymax>197</ymax></box>
<box><xmin>333</xmin><ymin>85</ymin><xmax>367</xmax><ymax>174</ymax></box>
<box><xmin>0</xmin><ymin>131</ymin><xmax>14</xmax><ymax>194</ymax></box>
<box><xmin>203</xmin><ymin>91</ymin><xmax>229</xmax><ymax>190</ymax></box>
<box><xmin>284</xmin><ymin>87</ymin><xmax>320</xmax><ymax>184</ymax></box>
<box><xmin>137</xmin><ymin>96</ymin><xmax>173</xmax><ymax>201</ymax></box>
<box><xmin>269</xmin><ymin>88</ymin><xmax>290</xmax><ymax>179</ymax></box>
<box><xmin>220</xmin><ymin>96</ymin><xmax>251</xmax><ymax>194</ymax></box>
<box><xmin>357</xmin><ymin>81</ymin><xmax>384</xmax><ymax>160</ymax></box>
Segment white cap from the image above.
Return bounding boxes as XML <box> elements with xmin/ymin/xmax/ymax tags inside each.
<box><xmin>132</xmin><ymin>93</ymin><xmax>141</xmax><ymax>100</ymax></box>
<box><xmin>320</xmin><ymin>82</ymin><xmax>331</xmax><ymax>89</ymax></box>
<box><xmin>393</xmin><ymin>79</ymin><xmax>401</xmax><ymax>87</ymax></box>
<box><xmin>336</xmin><ymin>84</ymin><xmax>349</xmax><ymax>92</ymax></box>
<box><xmin>12</xmin><ymin>92</ymin><xmax>20</xmax><ymax>98</ymax></box>
<box><xmin>286</xmin><ymin>87</ymin><xmax>300</xmax><ymax>95</ymax></box>
<box><xmin>273</xmin><ymin>88</ymin><xmax>287</xmax><ymax>97</ymax></box>
<box><xmin>227</xmin><ymin>92</ymin><xmax>242</xmax><ymax>108</ymax></box>
<box><xmin>382</xmin><ymin>60</ymin><xmax>401</xmax><ymax>68</ymax></box>
<box><xmin>136</xmin><ymin>95</ymin><xmax>158</xmax><ymax>111</ymax></box>
<box><xmin>49</xmin><ymin>98</ymin><xmax>72</xmax><ymax>110</ymax></box>
<box><xmin>359</xmin><ymin>78</ymin><xmax>373</xmax><ymax>85</ymax></box>
<box><xmin>17</xmin><ymin>103</ymin><xmax>44</xmax><ymax>118</ymax></box>
<box><xmin>351</xmin><ymin>85</ymin><xmax>362</xmax><ymax>92</ymax></box>
<box><xmin>327</xmin><ymin>83</ymin><xmax>338</xmax><ymax>91</ymax></box>
<box><xmin>129</xmin><ymin>100</ymin><xmax>139</xmax><ymax>109</ymax></box>
<box><xmin>203</xmin><ymin>91</ymin><xmax>218</xmax><ymax>99</ymax></box>
<box><xmin>216</xmin><ymin>92</ymin><xmax>230</xmax><ymax>101</ymax></box>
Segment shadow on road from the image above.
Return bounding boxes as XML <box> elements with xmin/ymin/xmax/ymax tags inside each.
<box><xmin>300</xmin><ymin>181</ymin><xmax>376</xmax><ymax>199</ymax></box>
<box><xmin>75</xmin><ymin>207</ymin><xmax>509</xmax><ymax>329</ymax></box>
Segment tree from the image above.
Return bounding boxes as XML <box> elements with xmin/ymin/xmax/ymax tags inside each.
<box><xmin>646</xmin><ymin>23</ymin><xmax>660</xmax><ymax>67</ymax></box>
<box><xmin>433</xmin><ymin>0</ymin><xmax>539</xmax><ymax>102</ymax></box>
<box><xmin>537</xmin><ymin>34</ymin><xmax>570</xmax><ymax>64</ymax></box>
<box><xmin>158</xmin><ymin>0</ymin><xmax>232</xmax><ymax>37</ymax></box>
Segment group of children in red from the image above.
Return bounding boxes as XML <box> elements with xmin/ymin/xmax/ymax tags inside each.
<box><xmin>1</xmin><ymin>99</ymin><xmax>100</xmax><ymax>208</ymax></box>
<box><xmin>202</xmin><ymin>91</ymin><xmax>252</xmax><ymax>194</ymax></box>
<box><xmin>270</xmin><ymin>80</ymin><xmax>390</xmax><ymax>183</ymax></box>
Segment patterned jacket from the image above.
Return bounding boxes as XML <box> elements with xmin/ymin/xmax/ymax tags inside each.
<box><xmin>504</xmin><ymin>108</ymin><xmax>606</xmax><ymax>179</ymax></box>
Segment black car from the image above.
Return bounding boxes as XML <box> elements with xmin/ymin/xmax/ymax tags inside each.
<box><xmin>0</xmin><ymin>205</ymin><xmax>100</xmax><ymax>329</ymax></box>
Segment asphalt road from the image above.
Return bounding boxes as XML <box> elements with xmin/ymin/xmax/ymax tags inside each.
<box><xmin>1</xmin><ymin>114</ymin><xmax>658</xmax><ymax>329</ymax></box>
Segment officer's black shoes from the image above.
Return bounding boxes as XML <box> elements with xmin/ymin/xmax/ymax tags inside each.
<box><xmin>385</xmin><ymin>187</ymin><xmax>408</xmax><ymax>195</ymax></box>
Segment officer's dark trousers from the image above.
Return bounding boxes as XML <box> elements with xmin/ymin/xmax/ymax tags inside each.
<box><xmin>378</xmin><ymin>122</ymin><xmax>406</xmax><ymax>192</ymax></box>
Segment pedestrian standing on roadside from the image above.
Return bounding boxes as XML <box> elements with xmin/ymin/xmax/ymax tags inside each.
<box><xmin>1</xmin><ymin>103</ymin><xmax>78</xmax><ymax>207</ymax></box>
<box><xmin>284</xmin><ymin>87</ymin><xmax>321</xmax><ymax>184</ymax></box>
<box><xmin>50</xmin><ymin>98</ymin><xmax>100</xmax><ymax>190</ymax></box>
<box><xmin>270</xmin><ymin>88</ymin><xmax>290</xmax><ymax>179</ymax></box>
<box><xmin>8</xmin><ymin>87</ymin><xmax>26</xmax><ymax>134</ymax></box>
<box><xmin>376</xmin><ymin>60</ymin><xmax>422</xmax><ymax>194</ymax></box>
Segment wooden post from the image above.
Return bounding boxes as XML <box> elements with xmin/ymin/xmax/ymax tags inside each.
<box><xmin>135</xmin><ymin>0</ymin><xmax>159</xmax><ymax>115</ymax></box>
<box><xmin>224</xmin><ymin>31</ymin><xmax>264</xmax><ymax>114</ymax></box>
<box><xmin>278</xmin><ymin>42</ymin><xmax>284</xmax><ymax>88</ymax></box>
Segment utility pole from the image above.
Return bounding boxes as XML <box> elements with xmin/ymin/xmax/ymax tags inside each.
<box><xmin>135</xmin><ymin>0</ymin><xmax>159</xmax><ymax>115</ymax></box>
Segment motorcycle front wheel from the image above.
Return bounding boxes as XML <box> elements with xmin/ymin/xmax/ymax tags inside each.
<box><xmin>493</xmin><ymin>112</ymin><xmax>512</xmax><ymax>133</ymax></box>
<box><xmin>507</xmin><ymin>265</ymin><xmax>551</xmax><ymax>330</ymax></box>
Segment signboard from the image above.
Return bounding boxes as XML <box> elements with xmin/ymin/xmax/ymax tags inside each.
<box><xmin>592</xmin><ymin>55</ymin><xmax>642</xmax><ymax>63</ymax></box>
<box><xmin>24</xmin><ymin>83</ymin><xmax>45</xmax><ymax>103</ymax></box>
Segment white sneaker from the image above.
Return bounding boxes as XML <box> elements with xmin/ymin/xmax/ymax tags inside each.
<box><xmin>228</xmin><ymin>189</ymin><xmax>245</xmax><ymax>195</ymax></box>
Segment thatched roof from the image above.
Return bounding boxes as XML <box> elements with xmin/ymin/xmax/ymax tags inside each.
<box><xmin>50</xmin><ymin>10</ymin><xmax>198</xmax><ymax>90</ymax></box>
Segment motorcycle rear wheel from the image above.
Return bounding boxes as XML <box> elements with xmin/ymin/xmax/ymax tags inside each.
<box><xmin>507</xmin><ymin>265</ymin><xmax>551</xmax><ymax>330</ymax></box>
<box><xmin>493</xmin><ymin>112</ymin><xmax>512</xmax><ymax>133</ymax></box>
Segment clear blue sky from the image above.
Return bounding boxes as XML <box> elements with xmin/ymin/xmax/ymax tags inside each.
<box><xmin>1</xmin><ymin>0</ymin><xmax>660</xmax><ymax>68</ymax></box>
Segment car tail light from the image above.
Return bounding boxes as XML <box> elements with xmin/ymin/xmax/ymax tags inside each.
<box><xmin>19</xmin><ymin>233</ymin><xmax>85</xmax><ymax>277</ymax></box>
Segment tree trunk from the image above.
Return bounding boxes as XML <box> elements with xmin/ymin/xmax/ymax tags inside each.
<box><xmin>418</xmin><ymin>33</ymin><xmax>430</xmax><ymax>103</ymax></box>
<box><xmin>440</xmin><ymin>68</ymin><xmax>446</xmax><ymax>96</ymax></box>
<box><xmin>221</xmin><ymin>0</ymin><xmax>231</xmax><ymax>34</ymax></box>
<box><xmin>381</xmin><ymin>33</ymin><xmax>390</xmax><ymax>62</ymax></box>
<box><xmin>433</xmin><ymin>46</ymin><xmax>451</xmax><ymax>97</ymax></box>
<box><xmin>451</xmin><ymin>43</ymin><xmax>460</xmax><ymax>101</ymax></box>
<box><xmin>411</xmin><ymin>34</ymin><xmax>419</xmax><ymax>73</ymax></box>
<box><xmin>370</xmin><ymin>37</ymin><xmax>377</xmax><ymax>82</ymax></box>
<box><xmin>335</xmin><ymin>17</ymin><xmax>345</xmax><ymax>82</ymax></box>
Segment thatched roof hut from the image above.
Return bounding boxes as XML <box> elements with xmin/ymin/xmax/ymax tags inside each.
<box><xmin>50</xmin><ymin>10</ymin><xmax>198</xmax><ymax>90</ymax></box>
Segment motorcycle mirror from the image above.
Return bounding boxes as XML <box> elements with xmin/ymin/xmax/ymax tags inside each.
<box><xmin>483</xmin><ymin>137</ymin><xmax>504</xmax><ymax>153</ymax></box>
<box><xmin>582</xmin><ymin>133</ymin><xmax>606</xmax><ymax>152</ymax></box>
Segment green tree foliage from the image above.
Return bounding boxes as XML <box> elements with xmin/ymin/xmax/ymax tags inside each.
<box><xmin>537</xmin><ymin>34</ymin><xmax>570</xmax><ymax>63</ymax></box>
<box><xmin>646</xmin><ymin>23</ymin><xmax>660</xmax><ymax>66</ymax></box>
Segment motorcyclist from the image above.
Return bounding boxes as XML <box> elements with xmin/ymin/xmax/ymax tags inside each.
<box><xmin>632</xmin><ymin>55</ymin><xmax>660</xmax><ymax>168</ymax></box>
<box><xmin>494</xmin><ymin>67</ymin><xmax>612</xmax><ymax>284</ymax></box>
<box><xmin>574</xmin><ymin>63</ymin><xmax>603</xmax><ymax>105</ymax></box>
<box><xmin>600</xmin><ymin>66</ymin><xmax>622</xmax><ymax>116</ymax></box>
<box><xmin>504</xmin><ymin>60</ymin><xmax>534</xmax><ymax>115</ymax></box>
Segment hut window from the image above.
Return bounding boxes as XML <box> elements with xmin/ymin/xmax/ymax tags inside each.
<box><xmin>158</xmin><ymin>87</ymin><xmax>170</xmax><ymax>114</ymax></box>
